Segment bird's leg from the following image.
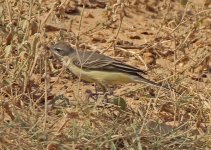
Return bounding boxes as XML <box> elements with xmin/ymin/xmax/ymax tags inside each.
<box><xmin>91</xmin><ymin>83</ymin><xmax>113</xmax><ymax>102</ymax></box>
<box><xmin>87</xmin><ymin>83</ymin><xmax>103</xmax><ymax>101</ymax></box>
<box><xmin>84</xmin><ymin>83</ymin><xmax>102</xmax><ymax>101</ymax></box>
<box><xmin>94</xmin><ymin>84</ymin><xmax>100</xmax><ymax>95</ymax></box>
<box><xmin>100</xmin><ymin>83</ymin><xmax>113</xmax><ymax>102</ymax></box>
<box><xmin>85</xmin><ymin>89</ymin><xmax>95</xmax><ymax>101</ymax></box>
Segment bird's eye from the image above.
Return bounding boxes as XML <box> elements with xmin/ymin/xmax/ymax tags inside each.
<box><xmin>54</xmin><ymin>48</ymin><xmax>62</xmax><ymax>52</ymax></box>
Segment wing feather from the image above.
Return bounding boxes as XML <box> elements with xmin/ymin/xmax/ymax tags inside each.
<box><xmin>72</xmin><ymin>50</ymin><xmax>146</xmax><ymax>75</ymax></box>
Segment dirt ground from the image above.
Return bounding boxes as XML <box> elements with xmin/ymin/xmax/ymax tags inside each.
<box><xmin>0</xmin><ymin>0</ymin><xmax>211</xmax><ymax>149</ymax></box>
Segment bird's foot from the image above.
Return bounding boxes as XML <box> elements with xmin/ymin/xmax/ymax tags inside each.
<box><xmin>85</xmin><ymin>89</ymin><xmax>113</xmax><ymax>102</ymax></box>
<box><xmin>85</xmin><ymin>89</ymin><xmax>99</xmax><ymax>101</ymax></box>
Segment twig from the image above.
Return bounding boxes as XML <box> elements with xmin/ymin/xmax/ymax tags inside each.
<box><xmin>40</xmin><ymin>2</ymin><xmax>56</xmax><ymax>29</ymax></box>
<box><xmin>76</xmin><ymin>3</ymin><xmax>85</xmax><ymax>48</ymax></box>
<box><xmin>115</xmin><ymin>47</ymin><xmax>148</xmax><ymax>70</ymax></box>
<box><xmin>5</xmin><ymin>0</ymin><xmax>12</xmax><ymax>23</ymax></box>
<box><xmin>43</xmin><ymin>43</ymin><xmax>49</xmax><ymax>131</ymax></box>
<box><xmin>171</xmin><ymin>1</ymin><xmax>190</xmax><ymax>33</ymax></box>
<box><xmin>154</xmin><ymin>0</ymin><xmax>171</xmax><ymax>38</ymax></box>
<box><xmin>101</xmin><ymin>1</ymin><xmax>125</xmax><ymax>54</ymax></box>
<box><xmin>75</xmin><ymin>2</ymin><xmax>85</xmax><ymax>101</ymax></box>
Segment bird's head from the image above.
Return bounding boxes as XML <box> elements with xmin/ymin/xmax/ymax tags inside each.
<box><xmin>50</xmin><ymin>42</ymin><xmax>75</xmax><ymax>57</ymax></box>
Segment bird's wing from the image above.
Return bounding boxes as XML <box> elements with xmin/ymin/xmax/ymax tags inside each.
<box><xmin>72</xmin><ymin>50</ymin><xmax>146</xmax><ymax>75</ymax></box>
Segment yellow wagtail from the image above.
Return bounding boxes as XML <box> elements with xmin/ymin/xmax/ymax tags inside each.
<box><xmin>50</xmin><ymin>42</ymin><xmax>172</xmax><ymax>93</ymax></box>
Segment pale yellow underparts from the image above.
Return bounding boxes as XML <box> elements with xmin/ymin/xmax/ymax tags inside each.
<box><xmin>62</xmin><ymin>56</ymin><xmax>141</xmax><ymax>85</ymax></box>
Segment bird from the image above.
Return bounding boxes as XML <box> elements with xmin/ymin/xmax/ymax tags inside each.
<box><xmin>49</xmin><ymin>42</ymin><xmax>173</xmax><ymax>94</ymax></box>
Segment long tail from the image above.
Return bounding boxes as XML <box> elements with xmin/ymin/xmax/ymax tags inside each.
<box><xmin>135</xmin><ymin>76</ymin><xmax>175</xmax><ymax>92</ymax></box>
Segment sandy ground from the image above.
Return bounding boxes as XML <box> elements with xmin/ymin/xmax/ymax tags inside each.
<box><xmin>1</xmin><ymin>0</ymin><xmax>211</xmax><ymax>149</ymax></box>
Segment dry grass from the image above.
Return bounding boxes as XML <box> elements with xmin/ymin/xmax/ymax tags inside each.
<box><xmin>0</xmin><ymin>0</ymin><xmax>211</xmax><ymax>149</ymax></box>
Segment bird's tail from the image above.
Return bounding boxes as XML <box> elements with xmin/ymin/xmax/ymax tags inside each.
<box><xmin>135</xmin><ymin>76</ymin><xmax>174</xmax><ymax>91</ymax></box>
